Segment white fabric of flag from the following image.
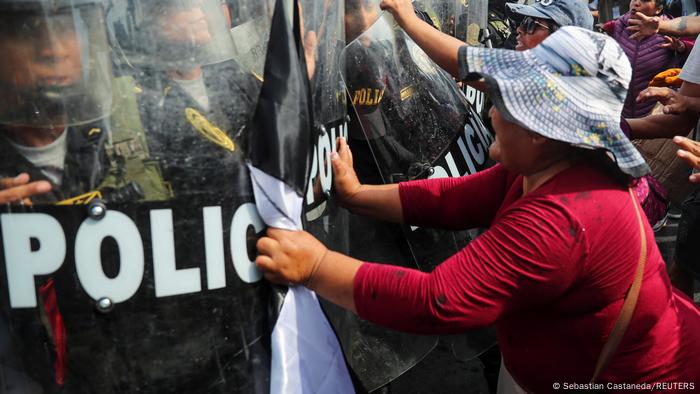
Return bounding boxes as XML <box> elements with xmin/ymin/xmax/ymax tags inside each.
<box><xmin>248</xmin><ymin>164</ymin><xmax>354</xmax><ymax>394</ymax></box>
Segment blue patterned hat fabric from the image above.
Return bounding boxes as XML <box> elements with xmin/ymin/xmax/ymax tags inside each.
<box><xmin>465</xmin><ymin>26</ymin><xmax>649</xmax><ymax>178</ymax></box>
<box><xmin>507</xmin><ymin>0</ymin><xmax>594</xmax><ymax>30</ymax></box>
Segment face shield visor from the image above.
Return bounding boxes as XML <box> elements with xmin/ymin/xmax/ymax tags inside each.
<box><xmin>121</xmin><ymin>0</ymin><xmax>237</xmax><ymax>70</ymax></box>
<box><xmin>0</xmin><ymin>2</ymin><xmax>112</xmax><ymax>128</ymax></box>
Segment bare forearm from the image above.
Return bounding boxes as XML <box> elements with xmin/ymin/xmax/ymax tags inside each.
<box><xmin>306</xmin><ymin>251</ymin><xmax>362</xmax><ymax>313</ymax></box>
<box><xmin>400</xmin><ymin>14</ymin><xmax>465</xmax><ymax>79</ymax></box>
<box><xmin>344</xmin><ymin>183</ymin><xmax>403</xmax><ymax>223</ymax></box>
<box><xmin>627</xmin><ymin>114</ymin><xmax>696</xmax><ymax>139</ymax></box>
<box><xmin>659</xmin><ymin>16</ymin><xmax>700</xmax><ymax>37</ymax></box>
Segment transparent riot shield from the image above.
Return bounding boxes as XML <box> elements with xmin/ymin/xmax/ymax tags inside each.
<box><xmin>339</xmin><ymin>6</ymin><xmax>496</xmax><ymax>392</ymax></box>
<box><xmin>291</xmin><ymin>1</ymin><xmax>436</xmax><ymax>392</ymax></box>
<box><xmin>0</xmin><ymin>0</ymin><xmax>278</xmax><ymax>392</ymax></box>
<box><xmin>415</xmin><ymin>0</ymin><xmax>488</xmax><ymax>112</ymax></box>
<box><xmin>413</xmin><ymin>0</ymin><xmax>486</xmax><ymax>45</ymax></box>
<box><xmin>0</xmin><ymin>2</ymin><xmax>113</xmax><ymax>128</ymax></box>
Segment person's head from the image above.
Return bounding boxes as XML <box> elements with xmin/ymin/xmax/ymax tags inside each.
<box><xmin>0</xmin><ymin>13</ymin><xmax>82</xmax><ymax>93</ymax></box>
<box><xmin>487</xmin><ymin>105</ymin><xmax>575</xmax><ymax>174</ymax></box>
<box><xmin>344</xmin><ymin>0</ymin><xmax>379</xmax><ymax>43</ymax></box>
<box><xmin>112</xmin><ymin>0</ymin><xmax>235</xmax><ymax>72</ymax></box>
<box><xmin>148</xmin><ymin>0</ymin><xmax>212</xmax><ymax>46</ymax></box>
<box><xmin>465</xmin><ymin>26</ymin><xmax>649</xmax><ymax>179</ymax></box>
<box><xmin>629</xmin><ymin>0</ymin><xmax>665</xmax><ymax>17</ymax></box>
<box><xmin>507</xmin><ymin>0</ymin><xmax>594</xmax><ymax>51</ymax></box>
<box><xmin>0</xmin><ymin>1</ymin><xmax>112</xmax><ymax>129</ymax></box>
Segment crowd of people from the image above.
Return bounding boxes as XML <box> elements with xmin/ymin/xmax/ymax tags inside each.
<box><xmin>2</xmin><ymin>0</ymin><xmax>700</xmax><ymax>391</ymax></box>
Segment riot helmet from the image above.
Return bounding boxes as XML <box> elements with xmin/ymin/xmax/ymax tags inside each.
<box><xmin>108</xmin><ymin>0</ymin><xmax>237</xmax><ymax>71</ymax></box>
<box><xmin>0</xmin><ymin>0</ymin><xmax>113</xmax><ymax>128</ymax></box>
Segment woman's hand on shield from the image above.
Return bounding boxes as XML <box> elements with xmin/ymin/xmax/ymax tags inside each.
<box><xmin>380</xmin><ymin>0</ymin><xmax>418</xmax><ymax>28</ymax></box>
<box><xmin>331</xmin><ymin>137</ymin><xmax>362</xmax><ymax>207</ymax></box>
<box><xmin>255</xmin><ymin>228</ymin><xmax>329</xmax><ymax>285</ymax></box>
<box><xmin>331</xmin><ymin>137</ymin><xmax>404</xmax><ymax>223</ymax></box>
<box><xmin>256</xmin><ymin>228</ymin><xmax>362</xmax><ymax>313</ymax></box>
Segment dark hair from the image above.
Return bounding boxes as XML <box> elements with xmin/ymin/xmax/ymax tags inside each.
<box><xmin>574</xmin><ymin>147</ymin><xmax>632</xmax><ymax>187</ymax></box>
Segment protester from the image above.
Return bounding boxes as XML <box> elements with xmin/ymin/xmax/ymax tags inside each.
<box><xmin>506</xmin><ymin>0</ymin><xmax>594</xmax><ymax>50</ymax></box>
<box><xmin>256</xmin><ymin>16</ymin><xmax>700</xmax><ymax>394</ymax></box>
<box><xmin>601</xmin><ymin>0</ymin><xmax>693</xmax><ymax>118</ymax></box>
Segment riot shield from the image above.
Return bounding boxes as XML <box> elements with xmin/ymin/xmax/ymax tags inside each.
<box><xmin>413</xmin><ymin>0</ymin><xmax>487</xmax><ymax>46</ymax></box>
<box><xmin>339</xmin><ymin>7</ymin><xmax>496</xmax><ymax>392</ymax></box>
<box><xmin>0</xmin><ymin>1</ymin><xmax>113</xmax><ymax>128</ymax></box>
<box><xmin>291</xmin><ymin>2</ymin><xmax>439</xmax><ymax>392</ymax></box>
<box><xmin>415</xmin><ymin>0</ymin><xmax>488</xmax><ymax>112</ymax></box>
<box><xmin>0</xmin><ymin>0</ymin><xmax>278</xmax><ymax>392</ymax></box>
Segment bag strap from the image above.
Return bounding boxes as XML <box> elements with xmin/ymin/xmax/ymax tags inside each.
<box><xmin>590</xmin><ymin>188</ymin><xmax>648</xmax><ymax>383</ymax></box>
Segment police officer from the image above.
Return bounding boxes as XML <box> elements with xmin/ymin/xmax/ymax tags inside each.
<box><xmin>110</xmin><ymin>0</ymin><xmax>260</xmax><ymax>201</ymax></box>
<box><xmin>0</xmin><ymin>0</ymin><xmax>116</xmax><ymax>204</ymax></box>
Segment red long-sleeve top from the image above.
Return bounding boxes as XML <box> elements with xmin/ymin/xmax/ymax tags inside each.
<box><xmin>354</xmin><ymin>164</ymin><xmax>700</xmax><ymax>393</ymax></box>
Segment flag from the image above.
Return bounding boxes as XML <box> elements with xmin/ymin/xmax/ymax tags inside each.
<box><xmin>246</xmin><ymin>0</ymin><xmax>354</xmax><ymax>392</ymax></box>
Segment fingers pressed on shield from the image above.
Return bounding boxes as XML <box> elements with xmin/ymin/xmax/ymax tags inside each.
<box><xmin>255</xmin><ymin>255</ymin><xmax>275</xmax><ymax>271</ymax></box>
<box><xmin>256</xmin><ymin>236</ymin><xmax>280</xmax><ymax>257</ymax></box>
<box><xmin>265</xmin><ymin>227</ymin><xmax>294</xmax><ymax>242</ymax></box>
<box><xmin>336</xmin><ymin>137</ymin><xmax>353</xmax><ymax>165</ymax></box>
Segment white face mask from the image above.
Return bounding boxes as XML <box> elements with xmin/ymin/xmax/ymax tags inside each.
<box><xmin>7</xmin><ymin>127</ymin><xmax>68</xmax><ymax>185</ymax></box>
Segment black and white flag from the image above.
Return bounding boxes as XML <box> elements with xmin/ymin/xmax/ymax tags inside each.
<box><xmin>246</xmin><ymin>0</ymin><xmax>354</xmax><ymax>392</ymax></box>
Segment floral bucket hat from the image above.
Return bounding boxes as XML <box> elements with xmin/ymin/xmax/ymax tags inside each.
<box><xmin>460</xmin><ymin>26</ymin><xmax>649</xmax><ymax>178</ymax></box>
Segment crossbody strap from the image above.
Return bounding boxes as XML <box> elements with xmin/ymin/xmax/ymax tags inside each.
<box><xmin>590</xmin><ymin>188</ymin><xmax>648</xmax><ymax>383</ymax></box>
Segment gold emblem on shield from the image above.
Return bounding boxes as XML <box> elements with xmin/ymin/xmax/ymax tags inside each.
<box><xmin>56</xmin><ymin>190</ymin><xmax>103</xmax><ymax>205</ymax></box>
<box><xmin>185</xmin><ymin>107</ymin><xmax>235</xmax><ymax>152</ymax></box>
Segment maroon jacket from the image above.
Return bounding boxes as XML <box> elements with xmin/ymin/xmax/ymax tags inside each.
<box><xmin>604</xmin><ymin>13</ymin><xmax>694</xmax><ymax>118</ymax></box>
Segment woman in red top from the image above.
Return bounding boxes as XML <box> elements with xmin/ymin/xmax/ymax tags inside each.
<box><xmin>255</xmin><ymin>11</ymin><xmax>700</xmax><ymax>394</ymax></box>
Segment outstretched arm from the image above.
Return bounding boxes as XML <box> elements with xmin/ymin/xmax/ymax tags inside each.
<box><xmin>628</xmin><ymin>13</ymin><xmax>700</xmax><ymax>39</ymax></box>
<box><xmin>627</xmin><ymin>81</ymin><xmax>700</xmax><ymax>139</ymax></box>
<box><xmin>256</xmin><ymin>198</ymin><xmax>584</xmax><ymax>334</ymax></box>
<box><xmin>332</xmin><ymin>137</ymin><xmax>510</xmax><ymax>229</ymax></box>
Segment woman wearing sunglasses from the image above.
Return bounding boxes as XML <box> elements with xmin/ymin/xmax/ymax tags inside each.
<box><xmin>506</xmin><ymin>0</ymin><xmax>594</xmax><ymax>51</ymax></box>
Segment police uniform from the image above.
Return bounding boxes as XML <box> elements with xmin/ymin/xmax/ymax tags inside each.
<box><xmin>136</xmin><ymin>60</ymin><xmax>260</xmax><ymax>202</ymax></box>
<box><xmin>0</xmin><ymin>122</ymin><xmax>109</xmax><ymax>204</ymax></box>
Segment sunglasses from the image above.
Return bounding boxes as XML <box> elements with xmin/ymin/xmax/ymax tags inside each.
<box><xmin>519</xmin><ymin>16</ymin><xmax>553</xmax><ymax>35</ymax></box>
